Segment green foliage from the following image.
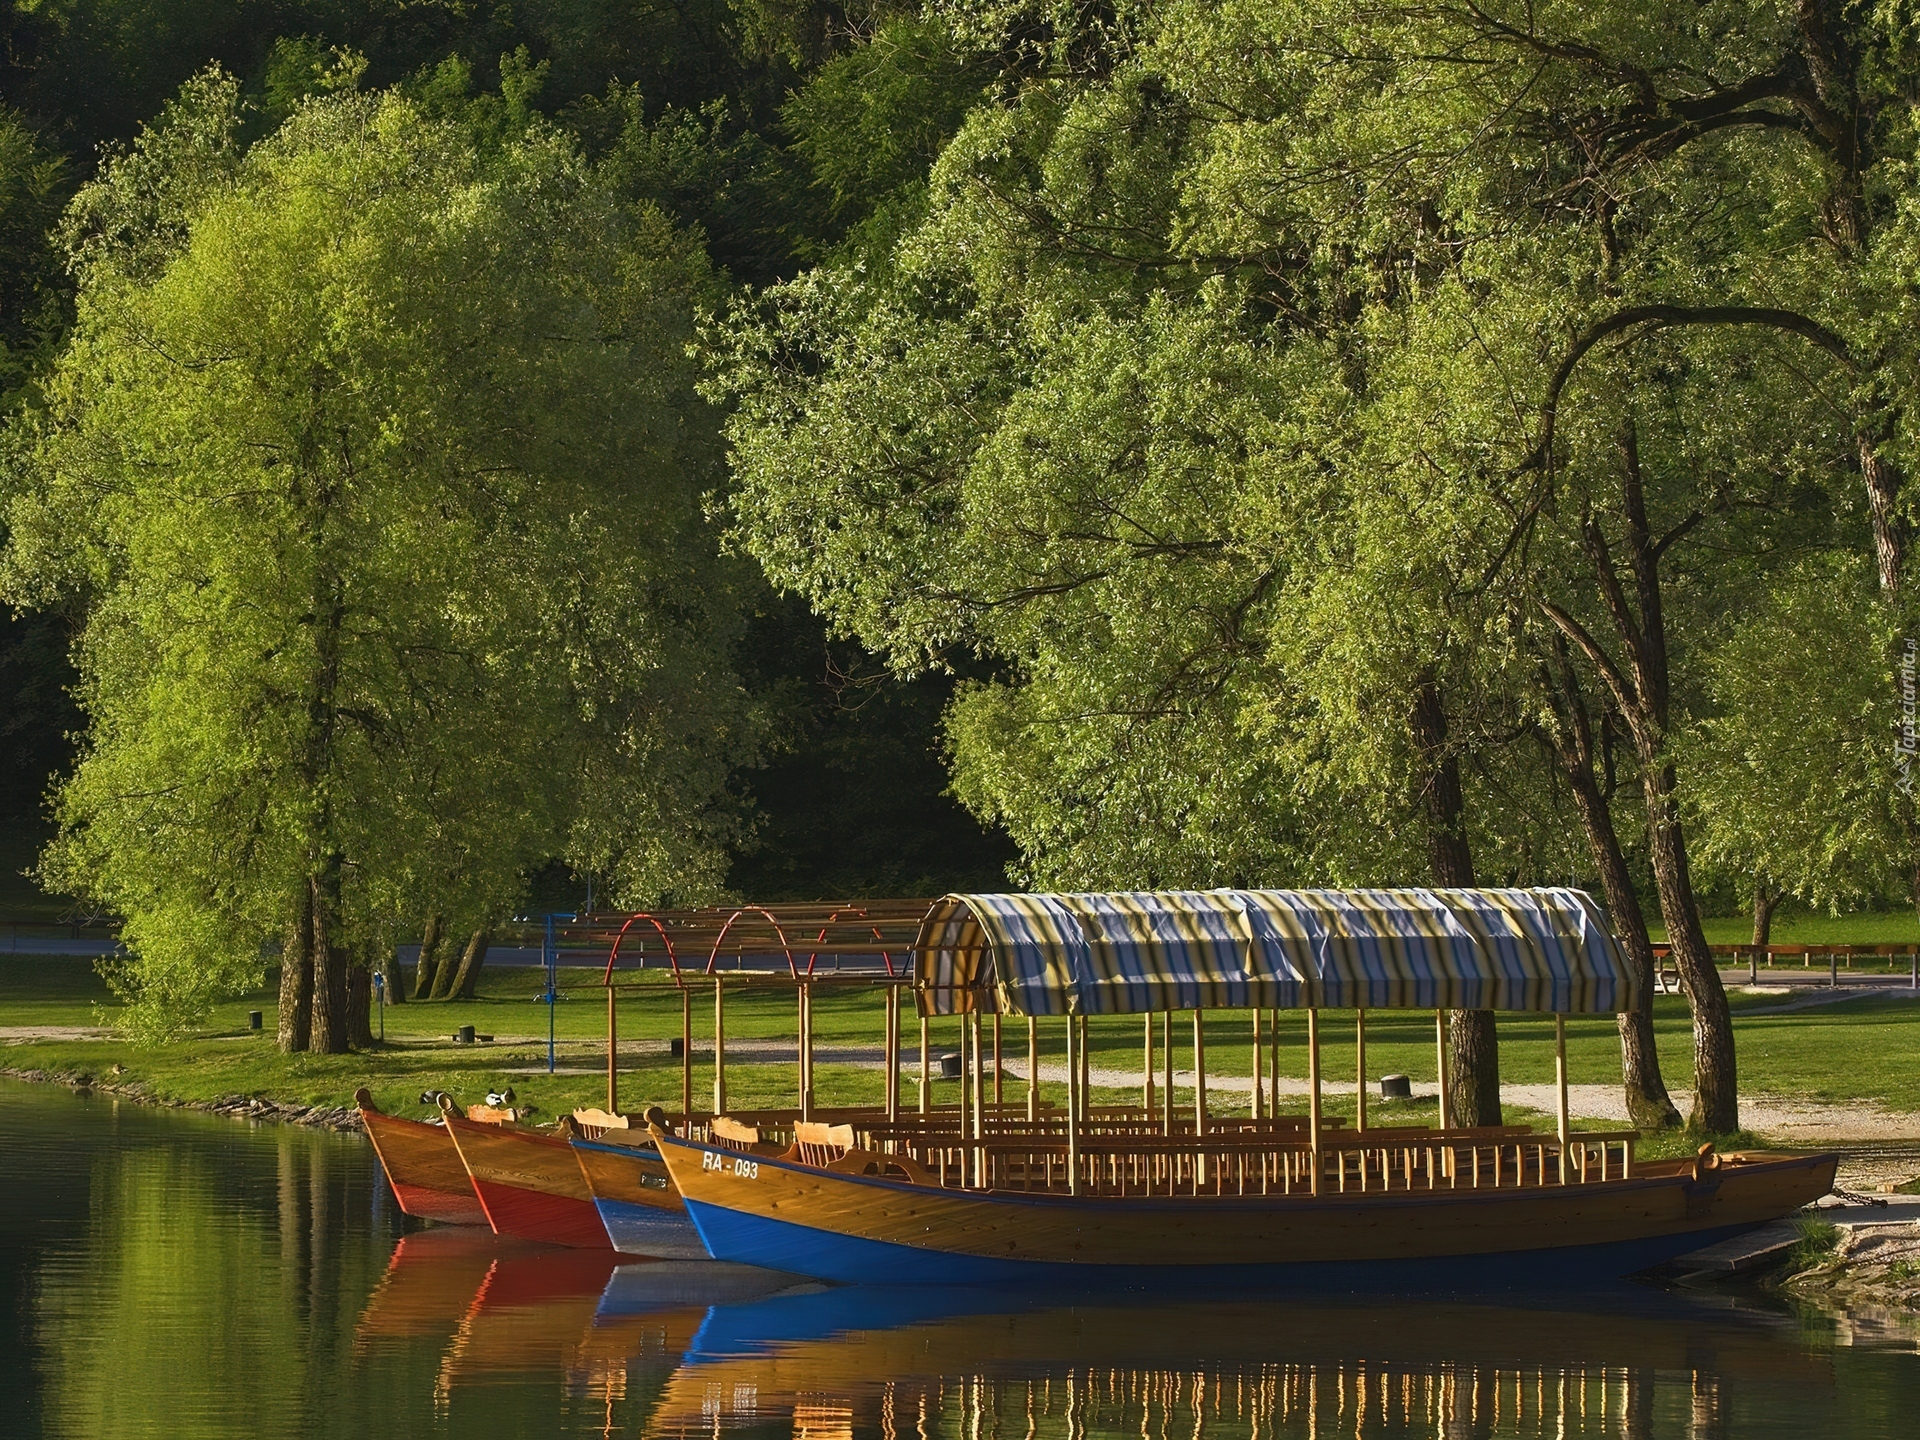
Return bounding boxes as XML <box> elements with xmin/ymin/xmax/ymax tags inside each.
<box><xmin>1787</xmin><ymin>1214</ymin><xmax>1843</xmax><ymax>1273</ymax></box>
<box><xmin>713</xmin><ymin>0</ymin><xmax>1920</xmax><ymax>933</ymax></box>
<box><xmin>565</xmin><ymin>84</ymin><xmax>802</xmax><ymax>286</ymax></box>
<box><xmin>0</xmin><ymin>105</ymin><xmax>70</xmax><ymax>400</ymax></box>
<box><xmin>256</xmin><ymin>35</ymin><xmax>366</xmax><ymax>125</ymax></box>
<box><xmin>783</xmin><ymin>17</ymin><xmax>986</xmax><ymax>226</ymax></box>
<box><xmin>1680</xmin><ymin>559</ymin><xmax>1909</xmax><ymax>909</ymax></box>
<box><xmin>1</xmin><ymin>74</ymin><xmax>754</xmax><ymax>1033</ymax></box>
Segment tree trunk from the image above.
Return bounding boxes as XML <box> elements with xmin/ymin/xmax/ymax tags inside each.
<box><xmin>1543</xmin><ymin>422</ymin><xmax>1738</xmax><ymax>1133</ymax></box>
<box><xmin>1751</xmin><ymin>880</ymin><xmax>1779</xmax><ymax>950</ymax></box>
<box><xmin>1409</xmin><ymin>673</ymin><xmax>1502</xmax><ymax>1127</ymax></box>
<box><xmin>1564</xmin><ymin>771</ymin><xmax>1680</xmax><ymax>1128</ymax></box>
<box><xmin>276</xmin><ymin>891</ymin><xmax>313</xmax><ymax>1055</ymax></box>
<box><xmin>429</xmin><ymin>924</ymin><xmax>464</xmax><ymax>1000</ymax></box>
<box><xmin>1643</xmin><ymin>763</ymin><xmax>1739</xmax><ymax>1133</ymax></box>
<box><xmin>444</xmin><ymin>929</ymin><xmax>491</xmax><ymax>1001</ymax></box>
<box><xmin>1535</xmin><ymin>653</ymin><xmax>1680</xmax><ymax>1129</ymax></box>
<box><xmin>1861</xmin><ymin>437</ymin><xmax>1904</xmax><ymax>597</ymax></box>
<box><xmin>411</xmin><ymin>912</ymin><xmax>444</xmax><ymax>1000</ymax></box>
<box><xmin>379</xmin><ymin>944</ymin><xmax>406</xmax><ymax>1006</ymax></box>
<box><xmin>1445</xmin><ymin>1009</ymin><xmax>1501</xmax><ymax>1127</ymax></box>
<box><xmin>346</xmin><ymin>958</ymin><xmax>375</xmax><ymax>1049</ymax></box>
<box><xmin>308</xmin><ymin>862</ymin><xmax>351</xmax><ymax>1054</ymax></box>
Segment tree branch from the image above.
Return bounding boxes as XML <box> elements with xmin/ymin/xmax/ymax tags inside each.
<box><xmin>1519</xmin><ymin>304</ymin><xmax>1854</xmax><ymax>475</ymax></box>
<box><xmin>1538</xmin><ymin>598</ymin><xmax>1644</xmax><ymax>747</ymax></box>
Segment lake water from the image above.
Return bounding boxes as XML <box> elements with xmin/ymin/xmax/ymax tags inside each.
<box><xmin>3</xmin><ymin>1077</ymin><xmax>1916</xmax><ymax>1439</ymax></box>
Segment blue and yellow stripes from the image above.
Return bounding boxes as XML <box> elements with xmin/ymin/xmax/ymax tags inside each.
<box><xmin>914</xmin><ymin>887</ymin><xmax>1636</xmax><ymax>1017</ymax></box>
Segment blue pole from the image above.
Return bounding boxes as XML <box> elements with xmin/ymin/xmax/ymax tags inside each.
<box><xmin>545</xmin><ymin>913</ymin><xmax>558</xmax><ymax>1074</ymax></box>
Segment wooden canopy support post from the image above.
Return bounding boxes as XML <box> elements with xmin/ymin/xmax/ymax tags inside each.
<box><xmin>1065</xmin><ymin>1013</ymin><xmax>1082</xmax><ymax>1195</ymax></box>
<box><xmin>1142</xmin><ymin>1012</ymin><xmax>1154</xmax><ymax>1114</ymax></box>
<box><xmin>1307</xmin><ymin>1007</ymin><xmax>1322</xmax><ymax>1196</ymax></box>
<box><xmin>1555</xmin><ymin>1013</ymin><xmax>1570</xmax><ymax>1184</ymax></box>
<box><xmin>1269</xmin><ymin>1007</ymin><xmax>1280</xmax><ymax>1116</ymax></box>
<box><xmin>993</xmin><ymin>1013</ymin><xmax>1003</xmax><ymax>1110</ymax></box>
<box><xmin>798</xmin><ymin>981</ymin><xmax>812</xmax><ymax>1122</ymax></box>
<box><xmin>1078</xmin><ymin>1013</ymin><xmax>1090</xmax><ymax>1106</ymax></box>
<box><xmin>679</xmin><ymin>986</ymin><xmax>692</xmax><ymax>1119</ymax></box>
<box><xmin>1067</xmin><ymin>1021</ymin><xmax>1082</xmax><ymax>1198</ymax></box>
<box><xmin>1025</xmin><ymin>1016</ymin><xmax>1038</xmax><ymax>1121</ymax></box>
<box><xmin>972</xmin><ymin>1012</ymin><xmax>986</xmax><ymax>1184</ymax></box>
<box><xmin>962</xmin><ymin>1011</ymin><xmax>974</xmax><ymax>1133</ymax></box>
<box><xmin>1192</xmin><ymin>1010</ymin><xmax>1208</xmax><ymax>1186</ymax></box>
<box><xmin>606</xmin><ymin>987</ymin><xmax>618</xmax><ymax>1115</ymax></box>
<box><xmin>713</xmin><ymin>978</ymin><xmax>727</xmax><ymax>1116</ymax></box>
<box><xmin>1355</xmin><ymin>1008</ymin><xmax>1367</xmax><ymax>1133</ymax></box>
<box><xmin>1251</xmin><ymin>1009</ymin><xmax>1264</xmax><ymax>1120</ymax></box>
<box><xmin>1435</xmin><ymin>1009</ymin><xmax>1451</xmax><ymax>1131</ymax></box>
<box><xmin>1161</xmin><ymin>1009</ymin><xmax>1174</xmax><ymax>1135</ymax></box>
<box><xmin>957</xmin><ymin>1013</ymin><xmax>971</xmax><ymax>1150</ymax></box>
<box><xmin>884</xmin><ymin>985</ymin><xmax>900</xmax><ymax>1123</ymax></box>
<box><xmin>1192</xmin><ymin>1011</ymin><xmax>1208</xmax><ymax>1131</ymax></box>
<box><xmin>918</xmin><ymin>1014</ymin><xmax>930</xmax><ymax>1115</ymax></box>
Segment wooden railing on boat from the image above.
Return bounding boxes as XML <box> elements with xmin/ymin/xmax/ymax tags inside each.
<box><xmin>879</xmin><ymin>1125</ymin><xmax>1640</xmax><ymax>1198</ymax></box>
<box><xmin>735</xmin><ymin>1119</ymin><xmax>1640</xmax><ymax>1200</ymax></box>
<box><xmin>644</xmin><ymin>1102</ymin><xmax>1642</xmax><ymax>1201</ymax></box>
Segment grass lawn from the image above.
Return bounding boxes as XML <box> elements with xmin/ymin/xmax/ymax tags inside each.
<box><xmin>5</xmin><ymin>955</ymin><xmax>1919</xmax><ymax>1144</ymax></box>
<box><xmin>1656</xmin><ymin>905</ymin><xmax>1918</xmax><ymax>950</ymax></box>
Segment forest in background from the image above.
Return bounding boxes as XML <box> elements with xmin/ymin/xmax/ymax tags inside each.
<box><xmin>1</xmin><ymin>2</ymin><xmax>1917</xmax><ymax>1134</ymax></box>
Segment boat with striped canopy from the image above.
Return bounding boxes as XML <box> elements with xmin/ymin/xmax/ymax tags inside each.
<box><xmin>651</xmin><ymin>887</ymin><xmax>1835</xmax><ymax>1286</ymax></box>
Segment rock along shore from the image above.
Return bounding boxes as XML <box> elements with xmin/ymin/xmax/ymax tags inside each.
<box><xmin>1</xmin><ymin>1065</ymin><xmax>363</xmax><ymax>1132</ymax></box>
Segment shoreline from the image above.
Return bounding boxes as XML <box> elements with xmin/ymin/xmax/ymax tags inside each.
<box><xmin>7</xmin><ymin>1060</ymin><xmax>1916</xmax><ymax>1314</ymax></box>
<box><xmin>1</xmin><ymin>1065</ymin><xmax>365</xmax><ymax>1132</ymax></box>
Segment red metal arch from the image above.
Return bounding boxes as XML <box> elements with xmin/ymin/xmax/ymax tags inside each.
<box><xmin>706</xmin><ymin>906</ymin><xmax>798</xmax><ymax>977</ymax></box>
<box><xmin>602</xmin><ymin>912</ymin><xmax>684</xmax><ymax>986</ymax></box>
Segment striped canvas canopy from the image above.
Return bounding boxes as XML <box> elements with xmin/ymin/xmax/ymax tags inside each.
<box><xmin>912</xmin><ymin>889</ymin><xmax>1636</xmax><ymax>1017</ymax></box>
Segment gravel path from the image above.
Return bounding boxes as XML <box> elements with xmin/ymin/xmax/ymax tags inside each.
<box><xmin>0</xmin><ymin>1026</ymin><xmax>112</xmax><ymax>1041</ymax></box>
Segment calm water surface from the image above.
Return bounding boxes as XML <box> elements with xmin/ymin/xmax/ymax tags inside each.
<box><xmin>3</xmin><ymin>1077</ymin><xmax>1916</xmax><ymax>1439</ymax></box>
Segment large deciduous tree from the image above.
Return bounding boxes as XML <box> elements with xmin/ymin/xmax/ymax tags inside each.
<box><xmin>715</xmin><ymin>0</ymin><xmax>1920</xmax><ymax>1133</ymax></box>
<box><xmin>2</xmin><ymin>71</ymin><xmax>756</xmax><ymax>1044</ymax></box>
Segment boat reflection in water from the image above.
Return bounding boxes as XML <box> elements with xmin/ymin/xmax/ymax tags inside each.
<box><xmin>361</xmin><ymin>1234</ymin><xmax>1858</xmax><ymax>1438</ymax></box>
<box><xmin>649</xmin><ymin>1284</ymin><xmax>1833</xmax><ymax>1439</ymax></box>
<box><xmin>355</xmin><ymin>1234</ymin><xmax>814</xmax><ymax>1412</ymax></box>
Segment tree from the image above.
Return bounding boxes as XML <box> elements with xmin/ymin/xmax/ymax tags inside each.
<box><xmin>1680</xmin><ymin>558</ymin><xmax>1906</xmax><ymax>916</ymax></box>
<box><xmin>715</xmin><ymin>14</ymin><xmax>1647</xmax><ymax>1136</ymax></box>
<box><xmin>713</xmin><ymin>0</ymin><xmax>1920</xmax><ymax>1135</ymax></box>
<box><xmin>2</xmin><ymin>72</ymin><xmax>756</xmax><ymax>1044</ymax></box>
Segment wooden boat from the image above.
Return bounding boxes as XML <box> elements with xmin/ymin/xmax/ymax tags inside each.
<box><xmin>649</xmin><ymin>887</ymin><xmax>1840</xmax><ymax>1286</ymax></box>
<box><xmin>439</xmin><ymin>1099</ymin><xmax>615</xmax><ymax>1249</ymax></box>
<box><xmin>355</xmin><ymin>1088</ymin><xmax>488</xmax><ymax>1225</ymax></box>
<box><xmin>655</xmin><ymin>1124</ymin><xmax>1834</xmax><ymax>1285</ymax></box>
<box><xmin>564</xmin><ymin>1112</ymin><xmax>706</xmax><ymax>1259</ymax></box>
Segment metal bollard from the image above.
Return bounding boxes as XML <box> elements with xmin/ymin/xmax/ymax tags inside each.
<box><xmin>1911</xmin><ymin>951</ymin><xmax>1917</xmax><ymax>990</ymax></box>
<box><xmin>1829</xmin><ymin>951</ymin><xmax>1838</xmax><ymax>988</ymax></box>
